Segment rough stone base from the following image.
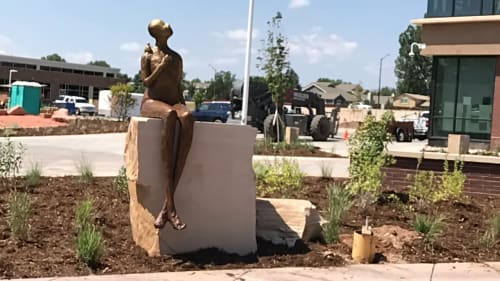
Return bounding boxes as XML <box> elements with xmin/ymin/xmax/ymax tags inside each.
<box><xmin>125</xmin><ymin>117</ymin><xmax>258</xmax><ymax>256</ymax></box>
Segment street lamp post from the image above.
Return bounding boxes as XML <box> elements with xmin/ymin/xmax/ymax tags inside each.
<box><xmin>378</xmin><ymin>54</ymin><xmax>389</xmax><ymax>106</ymax></box>
<box><xmin>8</xmin><ymin>69</ymin><xmax>18</xmax><ymax>89</ymax></box>
<box><xmin>241</xmin><ymin>0</ymin><xmax>255</xmax><ymax>125</ymax></box>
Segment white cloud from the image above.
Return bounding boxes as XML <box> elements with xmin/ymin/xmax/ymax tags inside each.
<box><xmin>289</xmin><ymin>33</ymin><xmax>358</xmax><ymax>64</ymax></box>
<box><xmin>64</xmin><ymin>52</ymin><xmax>94</xmax><ymax>64</ymax></box>
<box><xmin>213</xmin><ymin>57</ymin><xmax>239</xmax><ymax>66</ymax></box>
<box><xmin>120</xmin><ymin>42</ymin><xmax>142</xmax><ymax>52</ymax></box>
<box><xmin>290</xmin><ymin>0</ymin><xmax>310</xmax><ymax>9</ymax></box>
<box><xmin>0</xmin><ymin>34</ymin><xmax>14</xmax><ymax>54</ymax></box>
<box><xmin>214</xmin><ymin>29</ymin><xmax>260</xmax><ymax>42</ymax></box>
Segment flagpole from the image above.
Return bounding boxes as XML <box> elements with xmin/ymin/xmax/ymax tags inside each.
<box><xmin>241</xmin><ymin>0</ymin><xmax>255</xmax><ymax>125</ymax></box>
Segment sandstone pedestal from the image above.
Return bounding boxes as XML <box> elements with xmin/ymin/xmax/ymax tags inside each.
<box><xmin>285</xmin><ymin>127</ymin><xmax>299</xmax><ymax>144</ymax></box>
<box><xmin>448</xmin><ymin>134</ymin><xmax>470</xmax><ymax>155</ymax></box>
<box><xmin>125</xmin><ymin>117</ymin><xmax>257</xmax><ymax>256</ymax></box>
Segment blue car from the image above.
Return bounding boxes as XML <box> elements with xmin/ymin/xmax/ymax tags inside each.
<box><xmin>192</xmin><ymin>102</ymin><xmax>231</xmax><ymax>123</ymax></box>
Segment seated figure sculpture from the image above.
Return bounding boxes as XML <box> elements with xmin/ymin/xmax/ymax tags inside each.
<box><xmin>140</xmin><ymin>19</ymin><xmax>194</xmax><ymax>230</ymax></box>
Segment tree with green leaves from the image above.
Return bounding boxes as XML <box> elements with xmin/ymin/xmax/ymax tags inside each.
<box><xmin>87</xmin><ymin>60</ymin><xmax>110</xmax><ymax>67</ymax></box>
<box><xmin>316</xmin><ymin>78</ymin><xmax>346</xmax><ymax>87</ymax></box>
<box><xmin>193</xmin><ymin>88</ymin><xmax>206</xmax><ymax>109</ymax></box>
<box><xmin>286</xmin><ymin>68</ymin><xmax>301</xmax><ymax>90</ymax></box>
<box><xmin>131</xmin><ymin>71</ymin><xmax>145</xmax><ymax>93</ymax></box>
<box><xmin>41</xmin><ymin>53</ymin><xmax>66</xmax><ymax>62</ymax></box>
<box><xmin>257</xmin><ymin>12</ymin><xmax>293</xmax><ymax>107</ymax></box>
<box><xmin>395</xmin><ymin>25</ymin><xmax>432</xmax><ymax>95</ymax></box>
<box><xmin>206</xmin><ymin>70</ymin><xmax>236</xmax><ymax>100</ymax></box>
<box><xmin>109</xmin><ymin>82</ymin><xmax>136</xmax><ymax>121</ymax></box>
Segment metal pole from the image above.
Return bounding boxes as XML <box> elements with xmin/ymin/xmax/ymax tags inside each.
<box><xmin>378</xmin><ymin>54</ymin><xmax>389</xmax><ymax>106</ymax></box>
<box><xmin>209</xmin><ymin>64</ymin><xmax>217</xmax><ymax>100</ymax></box>
<box><xmin>241</xmin><ymin>0</ymin><xmax>255</xmax><ymax>125</ymax></box>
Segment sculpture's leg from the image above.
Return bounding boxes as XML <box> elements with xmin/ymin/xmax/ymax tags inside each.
<box><xmin>140</xmin><ymin>100</ymin><xmax>185</xmax><ymax>230</ymax></box>
<box><xmin>172</xmin><ymin>109</ymin><xmax>195</xmax><ymax>190</ymax></box>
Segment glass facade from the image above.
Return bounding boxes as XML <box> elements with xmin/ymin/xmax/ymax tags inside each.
<box><xmin>427</xmin><ymin>0</ymin><xmax>500</xmax><ymax>17</ymax></box>
<box><xmin>432</xmin><ymin>57</ymin><xmax>496</xmax><ymax>140</ymax></box>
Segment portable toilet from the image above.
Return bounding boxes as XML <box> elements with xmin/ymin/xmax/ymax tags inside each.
<box><xmin>8</xmin><ymin>81</ymin><xmax>42</xmax><ymax>115</ymax></box>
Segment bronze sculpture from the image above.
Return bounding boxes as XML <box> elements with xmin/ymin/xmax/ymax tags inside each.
<box><xmin>140</xmin><ymin>19</ymin><xmax>194</xmax><ymax>230</ymax></box>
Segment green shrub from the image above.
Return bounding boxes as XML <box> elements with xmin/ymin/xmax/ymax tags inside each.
<box><xmin>408</xmin><ymin>170</ymin><xmax>437</xmax><ymax>206</ymax></box>
<box><xmin>0</xmin><ymin>136</ymin><xmax>25</xmax><ymax>187</ymax></box>
<box><xmin>480</xmin><ymin>214</ymin><xmax>500</xmax><ymax>247</ymax></box>
<box><xmin>8</xmin><ymin>191</ymin><xmax>30</xmax><ymax>240</ymax></box>
<box><xmin>75</xmin><ymin>199</ymin><xmax>94</xmax><ymax>231</ymax></box>
<box><xmin>114</xmin><ymin>166</ymin><xmax>128</xmax><ymax>194</ymax></box>
<box><xmin>413</xmin><ymin>214</ymin><xmax>445</xmax><ymax>243</ymax></box>
<box><xmin>25</xmin><ymin>162</ymin><xmax>42</xmax><ymax>188</ymax></box>
<box><xmin>434</xmin><ymin>159</ymin><xmax>465</xmax><ymax>202</ymax></box>
<box><xmin>347</xmin><ymin>112</ymin><xmax>394</xmax><ymax>199</ymax></box>
<box><xmin>76</xmin><ymin>156</ymin><xmax>94</xmax><ymax>184</ymax></box>
<box><xmin>76</xmin><ymin>224</ymin><xmax>104</xmax><ymax>267</ymax></box>
<box><xmin>323</xmin><ymin>185</ymin><xmax>352</xmax><ymax>244</ymax></box>
<box><xmin>320</xmin><ymin>161</ymin><xmax>333</xmax><ymax>179</ymax></box>
<box><xmin>254</xmin><ymin>158</ymin><xmax>304</xmax><ymax>197</ymax></box>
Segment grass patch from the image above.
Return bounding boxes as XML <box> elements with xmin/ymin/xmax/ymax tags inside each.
<box><xmin>8</xmin><ymin>191</ymin><xmax>31</xmax><ymax>240</ymax></box>
<box><xmin>114</xmin><ymin>165</ymin><xmax>128</xmax><ymax>194</ymax></box>
<box><xmin>76</xmin><ymin>224</ymin><xmax>104</xmax><ymax>267</ymax></box>
<box><xmin>254</xmin><ymin>158</ymin><xmax>304</xmax><ymax>197</ymax></box>
<box><xmin>413</xmin><ymin>214</ymin><xmax>445</xmax><ymax>243</ymax></box>
<box><xmin>75</xmin><ymin>156</ymin><xmax>94</xmax><ymax>184</ymax></box>
<box><xmin>480</xmin><ymin>213</ymin><xmax>500</xmax><ymax>247</ymax></box>
<box><xmin>25</xmin><ymin>162</ymin><xmax>42</xmax><ymax>189</ymax></box>
<box><xmin>319</xmin><ymin>161</ymin><xmax>333</xmax><ymax>179</ymax></box>
<box><xmin>75</xmin><ymin>199</ymin><xmax>94</xmax><ymax>231</ymax></box>
<box><xmin>323</xmin><ymin>185</ymin><xmax>352</xmax><ymax>244</ymax></box>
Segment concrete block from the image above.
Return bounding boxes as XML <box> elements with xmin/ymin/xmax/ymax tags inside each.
<box><xmin>285</xmin><ymin>127</ymin><xmax>299</xmax><ymax>144</ymax></box>
<box><xmin>7</xmin><ymin>106</ymin><xmax>26</xmax><ymax>116</ymax></box>
<box><xmin>448</xmin><ymin>134</ymin><xmax>470</xmax><ymax>155</ymax></box>
<box><xmin>125</xmin><ymin>117</ymin><xmax>257</xmax><ymax>256</ymax></box>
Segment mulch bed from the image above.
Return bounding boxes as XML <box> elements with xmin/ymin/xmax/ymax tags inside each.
<box><xmin>0</xmin><ymin>177</ymin><xmax>499</xmax><ymax>279</ymax></box>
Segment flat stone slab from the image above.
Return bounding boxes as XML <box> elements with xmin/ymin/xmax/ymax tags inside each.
<box><xmin>125</xmin><ymin>118</ymin><xmax>257</xmax><ymax>256</ymax></box>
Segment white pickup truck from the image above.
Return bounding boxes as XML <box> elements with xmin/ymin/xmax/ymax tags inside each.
<box><xmin>54</xmin><ymin>95</ymin><xmax>96</xmax><ymax>116</ymax></box>
<box><xmin>399</xmin><ymin>111</ymin><xmax>430</xmax><ymax>140</ymax></box>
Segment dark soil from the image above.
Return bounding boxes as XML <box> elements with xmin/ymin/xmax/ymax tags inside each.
<box><xmin>0</xmin><ymin>177</ymin><xmax>498</xmax><ymax>279</ymax></box>
<box><xmin>254</xmin><ymin>141</ymin><xmax>343</xmax><ymax>158</ymax></box>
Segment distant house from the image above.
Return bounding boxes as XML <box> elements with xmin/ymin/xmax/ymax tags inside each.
<box><xmin>302</xmin><ymin>82</ymin><xmax>366</xmax><ymax>107</ymax></box>
<box><xmin>393</xmin><ymin>93</ymin><xmax>430</xmax><ymax>109</ymax></box>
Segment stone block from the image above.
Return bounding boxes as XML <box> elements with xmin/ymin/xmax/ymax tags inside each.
<box><xmin>7</xmin><ymin>106</ymin><xmax>26</xmax><ymax>116</ymax></box>
<box><xmin>256</xmin><ymin>198</ymin><xmax>323</xmax><ymax>247</ymax></box>
<box><xmin>448</xmin><ymin>134</ymin><xmax>470</xmax><ymax>155</ymax></box>
<box><xmin>125</xmin><ymin>117</ymin><xmax>257</xmax><ymax>256</ymax></box>
<box><xmin>0</xmin><ymin>109</ymin><xmax>7</xmax><ymax>116</ymax></box>
<box><xmin>285</xmin><ymin>127</ymin><xmax>299</xmax><ymax>144</ymax></box>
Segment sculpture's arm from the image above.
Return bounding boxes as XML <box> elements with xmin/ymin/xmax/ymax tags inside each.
<box><xmin>141</xmin><ymin>53</ymin><xmax>166</xmax><ymax>87</ymax></box>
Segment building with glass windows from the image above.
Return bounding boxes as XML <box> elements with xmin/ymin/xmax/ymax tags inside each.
<box><xmin>413</xmin><ymin>0</ymin><xmax>500</xmax><ymax>149</ymax></box>
<box><xmin>0</xmin><ymin>55</ymin><xmax>124</xmax><ymax>105</ymax></box>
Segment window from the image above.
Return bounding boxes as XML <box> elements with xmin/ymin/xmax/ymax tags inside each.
<box><xmin>427</xmin><ymin>0</ymin><xmax>500</xmax><ymax>17</ymax></box>
<box><xmin>400</xmin><ymin>97</ymin><xmax>409</xmax><ymax>104</ymax></box>
<box><xmin>431</xmin><ymin>57</ymin><xmax>496</xmax><ymax>140</ymax></box>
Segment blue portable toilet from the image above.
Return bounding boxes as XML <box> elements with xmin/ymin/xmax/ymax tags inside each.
<box><xmin>8</xmin><ymin>81</ymin><xmax>42</xmax><ymax>115</ymax></box>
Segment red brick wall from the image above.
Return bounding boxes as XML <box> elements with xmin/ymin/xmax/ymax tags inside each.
<box><xmin>383</xmin><ymin>157</ymin><xmax>500</xmax><ymax>196</ymax></box>
<box><xmin>490</xmin><ymin>56</ymin><xmax>500</xmax><ymax>150</ymax></box>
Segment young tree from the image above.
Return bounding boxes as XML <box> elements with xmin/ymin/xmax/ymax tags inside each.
<box><xmin>395</xmin><ymin>25</ymin><xmax>432</xmax><ymax>95</ymax></box>
<box><xmin>193</xmin><ymin>88</ymin><xmax>206</xmax><ymax>109</ymax></box>
<box><xmin>131</xmin><ymin>71</ymin><xmax>145</xmax><ymax>93</ymax></box>
<box><xmin>109</xmin><ymin>83</ymin><xmax>136</xmax><ymax>121</ymax></box>
<box><xmin>206</xmin><ymin>70</ymin><xmax>236</xmax><ymax>100</ymax></box>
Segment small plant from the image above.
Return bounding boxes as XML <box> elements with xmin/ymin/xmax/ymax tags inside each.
<box><xmin>479</xmin><ymin>214</ymin><xmax>500</xmax><ymax>247</ymax></box>
<box><xmin>413</xmin><ymin>214</ymin><xmax>445</xmax><ymax>243</ymax></box>
<box><xmin>434</xmin><ymin>159</ymin><xmax>465</xmax><ymax>202</ymax></box>
<box><xmin>8</xmin><ymin>191</ymin><xmax>31</xmax><ymax>240</ymax></box>
<box><xmin>25</xmin><ymin>162</ymin><xmax>42</xmax><ymax>189</ymax></box>
<box><xmin>75</xmin><ymin>199</ymin><xmax>94</xmax><ymax>231</ymax></box>
<box><xmin>324</xmin><ymin>185</ymin><xmax>352</xmax><ymax>244</ymax></box>
<box><xmin>320</xmin><ymin>161</ymin><xmax>333</xmax><ymax>179</ymax></box>
<box><xmin>76</xmin><ymin>224</ymin><xmax>104</xmax><ymax>267</ymax></box>
<box><xmin>114</xmin><ymin>166</ymin><xmax>128</xmax><ymax>194</ymax></box>
<box><xmin>76</xmin><ymin>156</ymin><xmax>94</xmax><ymax>184</ymax></box>
<box><xmin>408</xmin><ymin>170</ymin><xmax>436</xmax><ymax>207</ymax></box>
<box><xmin>254</xmin><ymin>158</ymin><xmax>304</xmax><ymax>197</ymax></box>
<box><xmin>0</xmin><ymin>135</ymin><xmax>26</xmax><ymax>187</ymax></box>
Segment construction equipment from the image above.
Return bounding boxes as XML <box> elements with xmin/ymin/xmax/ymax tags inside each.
<box><xmin>231</xmin><ymin>81</ymin><xmax>339</xmax><ymax>142</ymax></box>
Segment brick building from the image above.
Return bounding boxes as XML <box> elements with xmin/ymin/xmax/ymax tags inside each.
<box><xmin>413</xmin><ymin>0</ymin><xmax>500</xmax><ymax>149</ymax></box>
<box><xmin>0</xmin><ymin>54</ymin><xmax>124</xmax><ymax>105</ymax></box>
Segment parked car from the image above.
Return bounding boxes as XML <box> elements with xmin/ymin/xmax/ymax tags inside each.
<box><xmin>399</xmin><ymin>111</ymin><xmax>429</xmax><ymax>140</ymax></box>
<box><xmin>349</xmin><ymin>102</ymin><xmax>373</xmax><ymax>110</ymax></box>
<box><xmin>54</xmin><ymin>95</ymin><xmax>96</xmax><ymax>116</ymax></box>
<box><xmin>192</xmin><ymin>101</ymin><xmax>231</xmax><ymax>123</ymax></box>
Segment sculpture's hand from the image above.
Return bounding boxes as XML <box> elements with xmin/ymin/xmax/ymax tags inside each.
<box><xmin>159</xmin><ymin>55</ymin><xmax>172</xmax><ymax>69</ymax></box>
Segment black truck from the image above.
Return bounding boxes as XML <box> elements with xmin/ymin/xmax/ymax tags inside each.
<box><xmin>231</xmin><ymin>81</ymin><xmax>339</xmax><ymax>141</ymax></box>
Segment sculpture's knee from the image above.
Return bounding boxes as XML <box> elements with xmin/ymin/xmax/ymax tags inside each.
<box><xmin>179</xmin><ymin>111</ymin><xmax>194</xmax><ymax>125</ymax></box>
<box><xmin>162</xmin><ymin>110</ymin><xmax>177</xmax><ymax>121</ymax></box>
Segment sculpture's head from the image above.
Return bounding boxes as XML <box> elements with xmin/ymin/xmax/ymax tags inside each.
<box><xmin>148</xmin><ymin>19</ymin><xmax>173</xmax><ymax>42</ymax></box>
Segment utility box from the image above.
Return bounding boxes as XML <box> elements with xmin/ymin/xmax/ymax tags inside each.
<box><xmin>9</xmin><ymin>81</ymin><xmax>42</xmax><ymax>115</ymax></box>
<box><xmin>448</xmin><ymin>134</ymin><xmax>470</xmax><ymax>155</ymax></box>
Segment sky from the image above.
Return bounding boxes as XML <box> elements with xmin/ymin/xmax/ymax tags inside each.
<box><xmin>0</xmin><ymin>0</ymin><xmax>427</xmax><ymax>90</ymax></box>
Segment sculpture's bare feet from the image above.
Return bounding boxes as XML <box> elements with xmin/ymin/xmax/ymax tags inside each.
<box><xmin>154</xmin><ymin>210</ymin><xmax>186</xmax><ymax>230</ymax></box>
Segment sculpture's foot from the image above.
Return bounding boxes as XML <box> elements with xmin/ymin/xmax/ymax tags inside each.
<box><xmin>154</xmin><ymin>210</ymin><xmax>186</xmax><ymax>231</ymax></box>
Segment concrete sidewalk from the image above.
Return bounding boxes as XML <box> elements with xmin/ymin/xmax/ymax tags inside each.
<box><xmin>12</xmin><ymin>263</ymin><xmax>500</xmax><ymax>281</ymax></box>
